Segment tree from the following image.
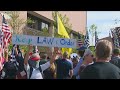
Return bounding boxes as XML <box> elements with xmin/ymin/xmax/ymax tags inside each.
<box><xmin>4</xmin><ymin>11</ymin><xmax>34</xmax><ymax>53</ymax></box>
<box><xmin>5</xmin><ymin>11</ymin><xmax>26</xmax><ymax>34</ymax></box>
<box><xmin>89</xmin><ymin>24</ymin><xmax>97</xmax><ymax>46</ymax></box>
<box><xmin>52</xmin><ymin>11</ymin><xmax>72</xmax><ymax>38</ymax></box>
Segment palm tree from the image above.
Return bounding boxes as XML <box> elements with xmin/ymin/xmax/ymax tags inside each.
<box><xmin>89</xmin><ymin>24</ymin><xmax>97</xmax><ymax>46</ymax></box>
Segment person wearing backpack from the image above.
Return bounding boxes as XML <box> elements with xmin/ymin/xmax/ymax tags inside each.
<box><xmin>14</xmin><ymin>45</ymin><xmax>27</xmax><ymax>79</ymax></box>
<box><xmin>24</xmin><ymin>45</ymin><xmax>57</xmax><ymax>79</ymax></box>
<box><xmin>1</xmin><ymin>47</ymin><xmax>19</xmax><ymax>79</ymax></box>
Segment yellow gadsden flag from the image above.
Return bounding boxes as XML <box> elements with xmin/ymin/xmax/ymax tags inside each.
<box><xmin>57</xmin><ymin>13</ymin><xmax>72</xmax><ymax>56</ymax></box>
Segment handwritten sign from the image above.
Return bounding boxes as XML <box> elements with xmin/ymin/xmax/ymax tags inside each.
<box><xmin>12</xmin><ymin>35</ymin><xmax>77</xmax><ymax>48</ymax></box>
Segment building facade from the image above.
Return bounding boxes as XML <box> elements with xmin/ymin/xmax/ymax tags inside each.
<box><xmin>0</xmin><ymin>11</ymin><xmax>87</xmax><ymax>55</ymax></box>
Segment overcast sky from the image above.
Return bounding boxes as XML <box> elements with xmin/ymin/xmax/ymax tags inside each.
<box><xmin>87</xmin><ymin>11</ymin><xmax>120</xmax><ymax>46</ymax></box>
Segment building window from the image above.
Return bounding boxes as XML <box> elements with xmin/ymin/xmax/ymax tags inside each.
<box><xmin>41</xmin><ymin>22</ymin><xmax>48</xmax><ymax>30</ymax></box>
<box><xmin>27</xmin><ymin>12</ymin><xmax>49</xmax><ymax>32</ymax></box>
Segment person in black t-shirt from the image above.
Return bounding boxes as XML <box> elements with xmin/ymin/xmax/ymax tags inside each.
<box><xmin>55</xmin><ymin>51</ymin><xmax>73</xmax><ymax>79</ymax></box>
<box><xmin>80</xmin><ymin>40</ymin><xmax>120</xmax><ymax>79</ymax></box>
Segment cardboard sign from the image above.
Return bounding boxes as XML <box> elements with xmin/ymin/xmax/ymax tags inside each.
<box><xmin>12</xmin><ymin>34</ymin><xmax>77</xmax><ymax>48</ymax></box>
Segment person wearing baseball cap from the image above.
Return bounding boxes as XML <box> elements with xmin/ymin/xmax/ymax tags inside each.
<box><xmin>78</xmin><ymin>49</ymin><xmax>94</xmax><ymax>78</ymax></box>
<box><xmin>24</xmin><ymin>45</ymin><xmax>57</xmax><ymax>79</ymax></box>
<box><xmin>73</xmin><ymin>45</ymin><xmax>87</xmax><ymax>79</ymax></box>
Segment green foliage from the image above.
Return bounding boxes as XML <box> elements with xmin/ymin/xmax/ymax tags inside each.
<box><xmin>89</xmin><ymin>46</ymin><xmax>95</xmax><ymax>56</ymax></box>
<box><xmin>89</xmin><ymin>24</ymin><xmax>97</xmax><ymax>46</ymax></box>
<box><xmin>6</xmin><ymin>11</ymin><xmax>26</xmax><ymax>34</ymax></box>
<box><xmin>27</xmin><ymin>17</ymin><xmax>35</xmax><ymax>24</ymax></box>
<box><xmin>52</xmin><ymin>11</ymin><xmax>72</xmax><ymax>38</ymax></box>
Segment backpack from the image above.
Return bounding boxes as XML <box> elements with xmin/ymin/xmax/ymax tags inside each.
<box><xmin>29</xmin><ymin>66</ymin><xmax>42</xmax><ymax>79</ymax></box>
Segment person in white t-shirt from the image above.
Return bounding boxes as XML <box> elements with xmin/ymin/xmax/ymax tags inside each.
<box><xmin>24</xmin><ymin>45</ymin><xmax>57</xmax><ymax>79</ymax></box>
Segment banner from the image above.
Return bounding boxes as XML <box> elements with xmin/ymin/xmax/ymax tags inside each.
<box><xmin>12</xmin><ymin>35</ymin><xmax>77</xmax><ymax>48</ymax></box>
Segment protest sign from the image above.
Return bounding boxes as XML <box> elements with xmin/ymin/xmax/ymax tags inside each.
<box><xmin>12</xmin><ymin>34</ymin><xmax>77</xmax><ymax>48</ymax></box>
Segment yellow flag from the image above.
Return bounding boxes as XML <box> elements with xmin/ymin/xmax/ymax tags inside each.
<box><xmin>57</xmin><ymin>13</ymin><xmax>72</xmax><ymax>56</ymax></box>
<box><xmin>57</xmin><ymin>13</ymin><xmax>69</xmax><ymax>38</ymax></box>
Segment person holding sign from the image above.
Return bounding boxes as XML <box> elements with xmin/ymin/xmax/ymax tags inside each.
<box><xmin>24</xmin><ymin>45</ymin><xmax>58</xmax><ymax>79</ymax></box>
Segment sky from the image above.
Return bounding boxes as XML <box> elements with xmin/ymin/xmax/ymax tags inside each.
<box><xmin>87</xmin><ymin>11</ymin><xmax>120</xmax><ymax>46</ymax></box>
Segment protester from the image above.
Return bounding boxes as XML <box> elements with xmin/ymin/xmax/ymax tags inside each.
<box><xmin>55</xmin><ymin>51</ymin><xmax>73</xmax><ymax>79</ymax></box>
<box><xmin>72</xmin><ymin>57</ymin><xmax>79</xmax><ymax>69</ymax></box>
<box><xmin>39</xmin><ymin>53</ymin><xmax>56</xmax><ymax>79</ymax></box>
<box><xmin>73</xmin><ymin>46</ymin><xmax>87</xmax><ymax>79</ymax></box>
<box><xmin>110</xmin><ymin>48</ymin><xmax>120</xmax><ymax>69</ymax></box>
<box><xmin>39</xmin><ymin>54</ymin><xmax>48</xmax><ymax>65</ymax></box>
<box><xmin>78</xmin><ymin>49</ymin><xmax>94</xmax><ymax>78</ymax></box>
<box><xmin>1</xmin><ymin>47</ymin><xmax>19</xmax><ymax>79</ymax></box>
<box><xmin>24</xmin><ymin>45</ymin><xmax>57</xmax><ymax>79</ymax></box>
<box><xmin>80</xmin><ymin>40</ymin><xmax>120</xmax><ymax>79</ymax></box>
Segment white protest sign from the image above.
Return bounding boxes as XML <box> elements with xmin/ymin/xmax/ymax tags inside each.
<box><xmin>12</xmin><ymin>34</ymin><xmax>77</xmax><ymax>48</ymax></box>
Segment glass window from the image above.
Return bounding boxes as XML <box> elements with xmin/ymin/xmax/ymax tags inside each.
<box><xmin>27</xmin><ymin>12</ymin><xmax>49</xmax><ymax>32</ymax></box>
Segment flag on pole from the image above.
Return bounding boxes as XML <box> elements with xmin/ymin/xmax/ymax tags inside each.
<box><xmin>111</xmin><ymin>29</ymin><xmax>119</xmax><ymax>48</ymax></box>
<box><xmin>95</xmin><ymin>30</ymin><xmax>99</xmax><ymax>47</ymax></box>
<box><xmin>2</xmin><ymin>15</ymin><xmax>12</xmax><ymax>48</ymax></box>
<box><xmin>0</xmin><ymin>44</ymin><xmax>3</xmax><ymax>71</ymax></box>
<box><xmin>33</xmin><ymin>46</ymin><xmax>38</xmax><ymax>53</ymax></box>
<box><xmin>116</xmin><ymin>27</ymin><xmax>120</xmax><ymax>47</ymax></box>
<box><xmin>57</xmin><ymin>13</ymin><xmax>72</xmax><ymax>56</ymax></box>
<box><xmin>57</xmin><ymin>13</ymin><xmax>69</xmax><ymax>38</ymax></box>
<box><xmin>83</xmin><ymin>30</ymin><xmax>89</xmax><ymax>48</ymax></box>
<box><xmin>77</xmin><ymin>33</ymin><xmax>83</xmax><ymax>48</ymax></box>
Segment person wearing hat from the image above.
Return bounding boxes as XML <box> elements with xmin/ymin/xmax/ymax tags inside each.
<box><xmin>24</xmin><ymin>45</ymin><xmax>57</xmax><ymax>79</ymax></box>
<box><xmin>110</xmin><ymin>48</ymin><xmax>120</xmax><ymax>69</ymax></box>
<box><xmin>80</xmin><ymin>40</ymin><xmax>120</xmax><ymax>79</ymax></box>
<box><xmin>78</xmin><ymin>49</ymin><xmax>94</xmax><ymax>78</ymax></box>
<box><xmin>73</xmin><ymin>45</ymin><xmax>87</xmax><ymax>79</ymax></box>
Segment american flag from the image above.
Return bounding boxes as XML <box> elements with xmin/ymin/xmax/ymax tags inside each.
<box><xmin>0</xmin><ymin>44</ymin><xmax>3</xmax><ymax>71</ymax></box>
<box><xmin>0</xmin><ymin>24</ymin><xmax>4</xmax><ymax>61</ymax></box>
<box><xmin>116</xmin><ymin>27</ymin><xmax>120</xmax><ymax>47</ymax></box>
<box><xmin>83</xmin><ymin>30</ymin><xmax>89</xmax><ymax>48</ymax></box>
<box><xmin>11</xmin><ymin>44</ymin><xmax>17</xmax><ymax>60</ymax></box>
<box><xmin>95</xmin><ymin>30</ymin><xmax>99</xmax><ymax>47</ymax></box>
<box><xmin>33</xmin><ymin>46</ymin><xmax>39</xmax><ymax>53</ymax></box>
<box><xmin>77</xmin><ymin>33</ymin><xmax>83</xmax><ymax>48</ymax></box>
<box><xmin>2</xmin><ymin>15</ymin><xmax>12</xmax><ymax>48</ymax></box>
<box><xmin>111</xmin><ymin>29</ymin><xmax>119</xmax><ymax>48</ymax></box>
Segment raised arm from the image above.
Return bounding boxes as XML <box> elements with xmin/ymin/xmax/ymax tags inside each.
<box><xmin>40</xmin><ymin>50</ymin><xmax>58</xmax><ymax>72</ymax></box>
<box><xmin>24</xmin><ymin>45</ymin><xmax>32</xmax><ymax>65</ymax></box>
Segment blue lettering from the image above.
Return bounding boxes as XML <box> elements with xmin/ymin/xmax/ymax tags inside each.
<box><xmin>71</xmin><ymin>42</ymin><xmax>74</xmax><ymax>46</ymax></box>
<box><xmin>43</xmin><ymin>37</ymin><xmax>47</xmax><ymax>44</ymax></box>
<box><xmin>37</xmin><ymin>37</ymin><xmax>43</xmax><ymax>44</ymax></box>
<box><xmin>60</xmin><ymin>39</ymin><xmax>65</xmax><ymax>45</ymax></box>
<box><xmin>67</xmin><ymin>40</ymin><xmax>71</xmax><ymax>45</ymax></box>
<box><xmin>22</xmin><ymin>38</ymin><xmax>26</xmax><ymax>43</ymax></box>
<box><xmin>15</xmin><ymin>36</ymin><xmax>21</xmax><ymax>42</ymax></box>
<box><xmin>28</xmin><ymin>39</ymin><xmax>32</xmax><ymax>44</ymax></box>
<box><xmin>47</xmin><ymin>38</ymin><xmax>54</xmax><ymax>45</ymax></box>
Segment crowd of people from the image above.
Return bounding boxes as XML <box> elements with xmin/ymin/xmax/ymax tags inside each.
<box><xmin>0</xmin><ymin>39</ymin><xmax>120</xmax><ymax>79</ymax></box>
